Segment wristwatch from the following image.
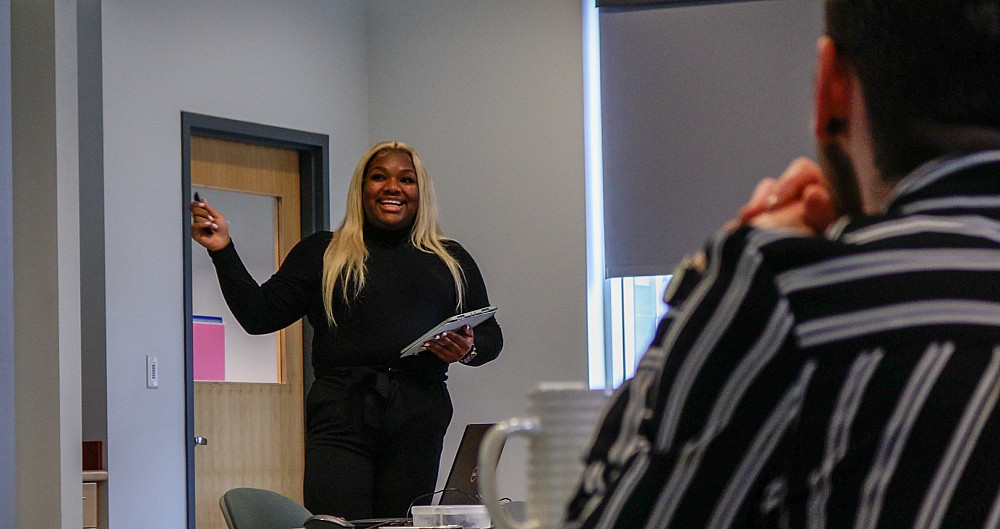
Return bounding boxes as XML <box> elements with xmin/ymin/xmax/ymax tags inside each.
<box><xmin>459</xmin><ymin>344</ymin><xmax>478</xmax><ymax>365</ymax></box>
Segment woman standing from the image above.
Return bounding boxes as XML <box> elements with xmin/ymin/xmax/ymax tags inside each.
<box><xmin>190</xmin><ymin>141</ymin><xmax>503</xmax><ymax>519</ymax></box>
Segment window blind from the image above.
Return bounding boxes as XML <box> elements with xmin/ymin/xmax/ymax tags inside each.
<box><xmin>599</xmin><ymin>0</ymin><xmax>823</xmax><ymax>277</ymax></box>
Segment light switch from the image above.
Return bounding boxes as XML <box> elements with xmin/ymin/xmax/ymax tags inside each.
<box><xmin>146</xmin><ymin>355</ymin><xmax>158</xmax><ymax>389</ymax></box>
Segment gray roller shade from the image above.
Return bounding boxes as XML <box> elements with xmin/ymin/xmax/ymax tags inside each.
<box><xmin>599</xmin><ymin>0</ymin><xmax>823</xmax><ymax>277</ymax></box>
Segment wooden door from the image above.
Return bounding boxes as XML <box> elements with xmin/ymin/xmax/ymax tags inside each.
<box><xmin>191</xmin><ymin>136</ymin><xmax>304</xmax><ymax>529</ymax></box>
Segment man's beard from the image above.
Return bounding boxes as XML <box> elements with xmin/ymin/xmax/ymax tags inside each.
<box><xmin>821</xmin><ymin>141</ymin><xmax>865</xmax><ymax>217</ymax></box>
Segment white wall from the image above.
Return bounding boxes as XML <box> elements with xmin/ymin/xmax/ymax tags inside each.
<box><xmin>366</xmin><ymin>0</ymin><xmax>589</xmax><ymax>501</ymax></box>
<box><xmin>99</xmin><ymin>1</ymin><xmax>368</xmax><ymax>526</ymax></box>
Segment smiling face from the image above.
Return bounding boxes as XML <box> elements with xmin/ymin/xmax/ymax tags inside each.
<box><xmin>362</xmin><ymin>149</ymin><xmax>420</xmax><ymax>231</ymax></box>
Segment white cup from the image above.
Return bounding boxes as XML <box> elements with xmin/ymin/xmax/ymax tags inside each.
<box><xmin>478</xmin><ymin>382</ymin><xmax>609</xmax><ymax>529</ymax></box>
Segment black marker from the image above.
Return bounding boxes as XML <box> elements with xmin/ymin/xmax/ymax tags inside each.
<box><xmin>193</xmin><ymin>192</ymin><xmax>213</xmax><ymax>235</ymax></box>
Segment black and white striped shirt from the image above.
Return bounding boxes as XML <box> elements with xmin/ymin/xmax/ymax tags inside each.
<box><xmin>565</xmin><ymin>151</ymin><xmax>1000</xmax><ymax>529</ymax></box>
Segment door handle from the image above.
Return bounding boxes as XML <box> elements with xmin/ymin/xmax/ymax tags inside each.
<box><xmin>194</xmin><ymin>436</ymin><xmax>208</xmax><ymax>446</ymax></box>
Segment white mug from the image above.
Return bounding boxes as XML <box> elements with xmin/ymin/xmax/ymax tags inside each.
<box><xmin>478</xmin><ymin>382</ymin><xmax>609</xmax><ymax>529</ymax></box>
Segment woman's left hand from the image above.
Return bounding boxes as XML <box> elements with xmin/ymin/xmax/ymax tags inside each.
<box><xmin>424</xmin><ymin>325</ymin><xmax>475</xmax><ymax>364</ymax></box>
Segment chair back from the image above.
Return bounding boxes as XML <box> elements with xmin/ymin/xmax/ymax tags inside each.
<box><xmin>219</xmin><ymin>487</ymin><xmax>313</xmax><ymax>529</ymax></box>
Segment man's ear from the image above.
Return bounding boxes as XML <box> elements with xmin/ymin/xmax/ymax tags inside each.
<box><xmin>814</xmin><ymin>36</ymin><xmax>853</xmax><ymax>143</ymax></box>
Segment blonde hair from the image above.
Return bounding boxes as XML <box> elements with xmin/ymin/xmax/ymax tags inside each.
<box><xmin>321</xmin><ymin>141</ymin><xmax>466</xmax><ymax>326</ymax></box>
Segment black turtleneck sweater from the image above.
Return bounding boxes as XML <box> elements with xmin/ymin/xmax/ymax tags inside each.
<box><xmin>208</xmin><ymin>224</ymin><xmax>502</xmax><ymax>377</ymax></box>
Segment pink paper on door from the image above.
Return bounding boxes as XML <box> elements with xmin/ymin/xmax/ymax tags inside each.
<box><xmin>193</xmin><ymin>315</ymin><xmax>225</xmax><ymax>381</ymax></box>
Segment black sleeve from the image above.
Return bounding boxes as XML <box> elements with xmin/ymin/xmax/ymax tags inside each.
<box><xmin>207</xmin><ymin>235</ymin><xmax>322</xmax><ymax>335</ymax></box>
<box><xmin>449</xmin><ymin>242</ymin><xmax>503</xmax><ymax>366</ymax></box>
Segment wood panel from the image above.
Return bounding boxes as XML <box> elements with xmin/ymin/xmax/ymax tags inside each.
<box><xmin>83</xmin><ymin>482</ymin><xmax>97</xmax><ymax>528</ymax></box>
<box><xmin>192</xmin><ymin>136</ymin><xmax>304</xmax><ymax>529</ymax></box>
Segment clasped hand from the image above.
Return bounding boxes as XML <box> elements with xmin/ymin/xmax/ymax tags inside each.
<box><xmin>736</xmin><ymin>157</ymin><xmax>838</xmax><ymax>235</ymax></box>
<box><xmin>689</xmin><ymin>158</ymin><xmax>839</xmax><ymax>273</ymax></box>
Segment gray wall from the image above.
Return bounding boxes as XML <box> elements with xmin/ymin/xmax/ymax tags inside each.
<box><xmin>367</xmin><ymin>0</ymin><xmax>589</xmax><ymax>500</ymax></box>
<box><xmin>99</xmin><ymin>1</ymin><xmax>368</xmax><ymax>526</ymax></box>
<box><xmin>12</xmin><ymin>0</ymin><xmax>83</xmax><ymax>527</ymax></box>
<box><xmin>599</xmin><ymin>0</ymin><xmax>823</xmax><ymax>276</ymax></box>
<box><xmin>0</xmin><ymin>0</ymin><xmax>14</xmax><ymax>526</ymax></box>
<box><xmin>79</xmin><ymin>0</ymin><xmax>108</xmax><ymax>478</ymax></box>
<box><xmin>19</xmin><ymin>0</ymin><xmax>588</xmax><ymax>524</ymax></box>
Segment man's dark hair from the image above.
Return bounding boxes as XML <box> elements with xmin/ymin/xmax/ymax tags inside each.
<box><xmin>825</xmin><ymin>0</ymin><xmax>1000</xmax><ymax>179</ymax></box>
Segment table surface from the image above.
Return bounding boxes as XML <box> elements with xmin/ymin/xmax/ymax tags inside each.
<box><xmin>83</xmin><ymin>470</ymin><xmax>108</xmax><ymax>482</ymax></box>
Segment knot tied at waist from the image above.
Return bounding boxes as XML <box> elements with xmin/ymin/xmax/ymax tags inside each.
<box><xmin>313</xmin><ymin>366</ymin><xmax>447</xmax><ymax>429</ymax></box>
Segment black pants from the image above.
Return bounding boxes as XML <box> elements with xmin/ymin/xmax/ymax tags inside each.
<box><xmin>303</xmin><ymin>368</ymin><xmax>453</xmax><ymax>519</ymax></box>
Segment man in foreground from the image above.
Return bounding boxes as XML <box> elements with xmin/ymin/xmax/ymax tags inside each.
<box><xmin>565</xmin><ymin>1</ymin><xmax>1000</xmax><ymax>528</ymax></box>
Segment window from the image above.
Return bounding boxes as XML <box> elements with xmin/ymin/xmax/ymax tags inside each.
<box><xmin>605</xmin><ymin>275</ymin><xmax>672</xmax><ymax>387</ymax></box>
<box><xmin>584</xmin><ymin>0</ymin><xmax>820</xmax><ymax>389</ymax></box>
<box><xmin>584</xmin><ymin>1</ymin><xmax>672</xmax><ymax>389</ymax></box>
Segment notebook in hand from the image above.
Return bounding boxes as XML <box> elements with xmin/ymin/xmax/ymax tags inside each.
<box><xmin>399</xmin><ymin>307</ymin><xmax>498</xmax><ymax>358</ymax></box>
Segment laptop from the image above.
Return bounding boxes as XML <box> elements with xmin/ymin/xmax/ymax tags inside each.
<box><xmin>346</xmin><ymin>423</ymin><xmax>501</xmax><ymax>528</ymax></box>
<box><xmin>439</xmin><ymin>423</ymin><xmax>499</xmax><ymax>505</ymax></box>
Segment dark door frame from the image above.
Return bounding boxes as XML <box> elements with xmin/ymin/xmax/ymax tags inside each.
<box><xmin>181</xmin><ymin>112</ymin><xmax>329</xmax><ymax>529</ymax></box>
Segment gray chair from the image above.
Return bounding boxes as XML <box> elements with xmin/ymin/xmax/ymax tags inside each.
<box><xmin>219</xmin><ymin>487</ymin><xmax>313</xmax><ymax>529</ymax></box>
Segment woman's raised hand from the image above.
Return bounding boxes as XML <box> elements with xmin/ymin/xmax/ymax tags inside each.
<box><xmin>189</xmin><ymin>197</ymin><xmax>232</xmax><ymax>252</ymax></box>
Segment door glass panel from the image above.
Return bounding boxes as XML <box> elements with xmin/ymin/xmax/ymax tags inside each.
<box><xmin>192</xmin><ymin>185</ymin><xmax>279</xmax><ymax>383</ymax></box>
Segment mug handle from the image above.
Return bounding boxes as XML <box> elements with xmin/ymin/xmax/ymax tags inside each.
<box><xmin>478</xmin><ymin>417</ymin><xmax>539</xmax><ymax>529</ymax></box>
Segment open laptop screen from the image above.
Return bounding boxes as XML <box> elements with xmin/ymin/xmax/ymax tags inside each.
<box><xmin>439</xmin><ymin>423</ymin><xmax>500</xmax><ymax>505</ymax></box>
